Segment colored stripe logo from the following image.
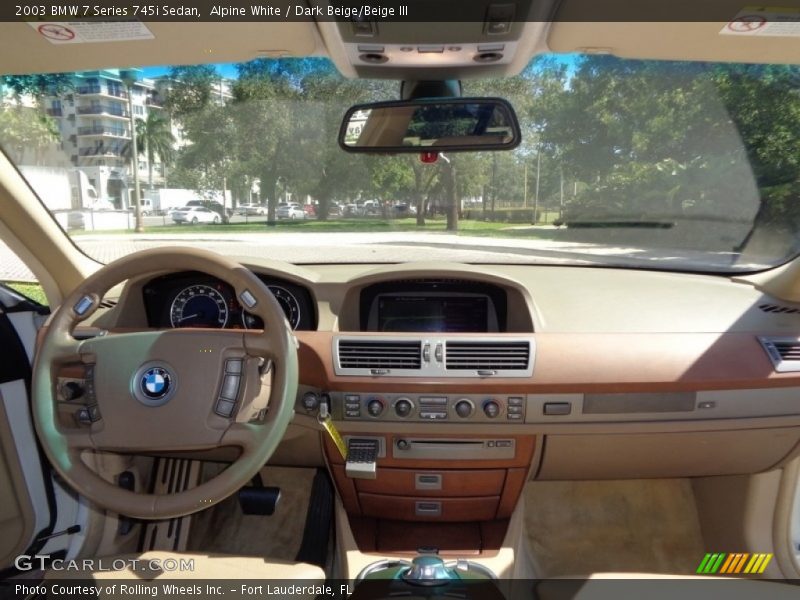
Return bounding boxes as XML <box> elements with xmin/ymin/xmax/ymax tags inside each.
<box><xmin>696</xmin><ymin>553</ymin><xmax>772</xmax><ymax>574</ymax></box>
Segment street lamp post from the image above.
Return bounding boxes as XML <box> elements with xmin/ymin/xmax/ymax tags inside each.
<box><xmin>121</xmin><ymin>72</ymin><xmax>144</xmax><ymax>233</ymax></box>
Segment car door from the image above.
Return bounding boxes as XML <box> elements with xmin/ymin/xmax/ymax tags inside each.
<box><xmin>0</xmin><ymin>280</ymin><xmax>83</xmax><ymax>573</ymax></box>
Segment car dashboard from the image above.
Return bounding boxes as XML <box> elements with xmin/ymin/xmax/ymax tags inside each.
<box><xmin>72</xmin><ymin>259</ymin><xmax>800</xmax><ymax>544</ymax></box>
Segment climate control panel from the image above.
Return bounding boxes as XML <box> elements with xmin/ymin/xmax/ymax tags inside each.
<box><xmin>335</xmin><ymin>392</ymin><xmax>525</xmax><ymax>423</ymax></box>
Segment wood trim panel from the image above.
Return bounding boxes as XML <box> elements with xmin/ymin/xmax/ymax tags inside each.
<box><xmin>359</xmin><ymin>493</ymin><xmax>500</xmax><ymax>522</ymax></box>
<box><xmin>354</xmin><ymin>468</ymin><xmax>506</xmax><ymax>497</ymax></box>
<box><xmin>298</xmin><ymin>331</ymin><xmax>800</xmax><ymax>393</ymax></box>
<box><xmin>497</xmin><ymin>467</ymin><xmax>528</xmax><ymax>518</ymax></box>
<box><xmin>323</xmin><ymin>433</ymin><xmax>535</xmax><ymax>469</ymax></box>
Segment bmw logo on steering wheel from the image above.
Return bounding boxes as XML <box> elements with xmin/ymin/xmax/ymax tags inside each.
<box><xmin>132</xmin><ymin>362</ymin><xmax>178</xmax><ymax>407</ymax></box>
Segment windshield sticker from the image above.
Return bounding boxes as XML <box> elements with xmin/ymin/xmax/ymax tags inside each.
<box><xmin>28</xmin><ymin>20</ymin><xmax>154</xmax><ymax>44</ymax></box>
<box><xmin>721</xmin><ymin>7</ymin><xmax>800</xmax><ymax>36</ymax></box>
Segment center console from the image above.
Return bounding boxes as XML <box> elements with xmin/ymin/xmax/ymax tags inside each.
<box><xmin>324</xmin><ymin>430</ymin><xmax>535</xmax><ymax>556</ymax></box>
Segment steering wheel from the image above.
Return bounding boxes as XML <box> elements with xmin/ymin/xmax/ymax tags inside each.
<box><xmin>31</xmin><ymin>248</ymin><xmax>298</xmax><ymax>519</ymax></box>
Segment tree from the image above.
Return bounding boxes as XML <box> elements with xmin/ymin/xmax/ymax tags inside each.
<box><xmin>0</xmin><ymin>106</ymin><xmax>59</xmax><ymax>164</ymax></box>
<box><xmin>135</xmin><ymin>111</ymin><xmax>176</xmax><ymax>190</ymax></box>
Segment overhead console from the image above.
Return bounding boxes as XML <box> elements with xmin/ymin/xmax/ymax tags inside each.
<box><xmin>314</xmin><ymin>0</ymin><xmax>554</xmax><ymax>80</ymax></box>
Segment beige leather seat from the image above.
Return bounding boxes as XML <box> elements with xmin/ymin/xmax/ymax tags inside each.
<box><xmin>45</xmin><ymin>551</ymin><xmax>326</xmax><ymax>580</ymax></box>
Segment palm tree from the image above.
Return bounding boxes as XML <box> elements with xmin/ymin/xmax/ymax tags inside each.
<box><xmin>135</xmin><ymin>111</ymin><xmax>176</xmax><ymax>189</ymax></box>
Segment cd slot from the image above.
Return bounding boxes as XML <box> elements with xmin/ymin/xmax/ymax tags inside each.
<box><xmin>393</xmin><ymin>437</ymin><xmax>515</xmax><ymax>460</ymax></box>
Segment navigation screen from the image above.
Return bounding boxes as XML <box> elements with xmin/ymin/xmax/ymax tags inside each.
<box><xmin>377</xmin><ymin>296</ymin><xmax>489</xmax><ymax>332</ymax></box>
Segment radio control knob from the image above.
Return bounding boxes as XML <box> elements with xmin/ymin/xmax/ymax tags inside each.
<box><xmin>483</xmin><ymin>400</ymin><xmax>500</xmax><ymax>419</ymax></box>
<box><xmin>395</xmin><ymin>398</ymin><xmax>413</xmax><ymax>417</ymax></box>
<box><xmin>455</xmin><ymin>399</ymin><xmax>473</xmax><ymax>418</ymax></box>
<box><xmin>367</xmin><ymin>399</ymin><xmax>384</xmax><ymax>417</ymax></box>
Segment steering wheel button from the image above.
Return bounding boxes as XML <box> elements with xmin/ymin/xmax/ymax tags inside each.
<box><xmin>225</xmin><ymin>359</ymin><xmax>243</xmax><ymax>374</ymax></box>
<box><xmin>215</xmin><ymin>399</ymin><xmax>235</xmax><ymax>417</ymax></box>
<box><xmin>73</xmin><ymin>295</ymin><xmax>94</xmax><ymax>316</ymax></box>
<box><xmin>239</xmin><ymin>289</ymin><xmax>257</xmax><ymax>308</ymax></box>
<box><xmin>220</xmin><ymin>375</ymin><xmax>240</xmax><ymax>400</ymax></box>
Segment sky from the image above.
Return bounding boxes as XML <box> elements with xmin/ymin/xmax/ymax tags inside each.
<box><xmin>140</xmin><ymin>53</ymin><xmax>580</xmax><ymax>81</ymax></box>
<box><xmin>142</xmin><ymin>63</ymin><xmax>239</xmax><ymax>79</ymax></box>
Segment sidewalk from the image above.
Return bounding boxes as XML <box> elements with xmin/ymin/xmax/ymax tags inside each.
<box><xmin>0</xmin><ymin>240</ymin><xmax>36</xmax><ymax>282</ymax></box>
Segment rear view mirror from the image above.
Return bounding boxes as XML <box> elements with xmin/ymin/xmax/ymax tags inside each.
<box><xmin>339</xmin><ymin>98</ymin><xmax>521</xmax><ymax>153</ymax></box>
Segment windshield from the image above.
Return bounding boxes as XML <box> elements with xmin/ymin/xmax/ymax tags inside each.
<box><xmin>2</xmin><ymin>55</ymin><xmax>799</xmax><ymax>272</ymax></box>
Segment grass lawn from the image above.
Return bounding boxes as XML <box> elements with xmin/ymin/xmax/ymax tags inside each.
<box><xmin>71</xmin><ymin>217</ymin><xmax>560</xmax><ymax>239</ymax></box>
<box><xmin>5</xmin><ymin>282</ymin><xmax>48</xmax><ymax>305</ymax></box>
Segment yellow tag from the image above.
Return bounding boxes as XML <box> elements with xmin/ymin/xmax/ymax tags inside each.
<box><xmin>321</xmin><ymin>417</ymin><xmax>348</xmax><ymax>459</ymax></box>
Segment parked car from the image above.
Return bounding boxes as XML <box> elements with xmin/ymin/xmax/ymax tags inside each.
<box><xmin>66</xmin><ymin>211</ymin><xmax>85</xmax><ymax>231</ymax></box>
<box><xmin>170</xmin><ymin>205</ymin><xmax>221</xmax><ymax>224</ymax></box>
<box><xmin>362</xmin><ymin>200</ymin><xmax>382</xmax><ymax>216</ymax></box>
<box><xmin>303</xmin><ymin>204</ymin><xmax>317</xmax><ymax>218</ymax></box>
<box><xmin>328</xmin><ymin>203</ymin><xmax>343</xmax><ymax>217</ymax></box>
<box><xmin>343</xmin><ymin>203</ymin><xmax>361</xmax><ymax>217</ymax></box>
<box><xmin>393</xmin><ymin>203</ymin><xmax>417</xmax><ymax>217</ymax></box>
<box><xmin>185</xmin><ymin>199</ymin><xmax>232</xmax><ymax>219</ymax></box>
<box><xmin>236</xmin><ymin>203</ymin><xmax>267</xmax><ymax>216</ymax></box>
<box><xmin>277</xmin><ymin>203</ymin><xmax>306</xmax><ymax>219</ymax></box>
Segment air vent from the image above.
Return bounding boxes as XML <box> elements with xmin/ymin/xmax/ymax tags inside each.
<box><xmin>759</xmin><ymin>303</ymin><xmax>800</xmax><ymax>315</ymax></box>
<box><xmin>337</xmin><ymin>339</ymin><xmax>421</xmax><ymax>371</ymax></box>
<box><xmin>333</xmin><ymin>335</ymin><xmax>535</xmax><ymax>377</ymax></box>
<box><xmin>445</xmin><ymin>341</ymin><xmax>530</xmax><ymax>372</ymax></box>
<box><xmin>98</xmin><ymin>299</ymin><xmax>117</xmax><ymax>309</ymax></box>
<box><xmin>758</xmin><ymin>336</ymin><xmax>800</xmax><ymax>372</ymax></box>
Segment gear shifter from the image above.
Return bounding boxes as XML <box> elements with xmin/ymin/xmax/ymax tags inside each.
<box><xmin>401</xmin><ymin>554</ymin><xmax>453</xmax><ymax>586</ymax></box>
<box><xmin>356</xmin><ymin>549</ymin><xmax>497</xmax><ymax>585</ymax></box>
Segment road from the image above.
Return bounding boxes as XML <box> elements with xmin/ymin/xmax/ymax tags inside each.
<box><xmin>1</xmin><ymin>222</ymin><xmax>751</xmax><ymax>283</ymax></box>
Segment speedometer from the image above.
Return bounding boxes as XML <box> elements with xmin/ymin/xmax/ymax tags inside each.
<box><xmin>170</xmin><ymin>284</ymin><xmax>229</xmax><ymax>328</ymax></box>
<box><xmin>242</xmin><ymin>285</ymin><xmax>301</xmax><ymax>329</ymax></box>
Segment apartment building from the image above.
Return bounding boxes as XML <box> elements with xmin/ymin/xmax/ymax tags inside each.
<box><xmin>41</xmin><ymin>68</ymin><xmax>167</xmax><ymax>209</ymax></box>
<box><xmin>3</xmin><ymin>69</ymin><xmax>235</xmax><ymax>211</ymax></box>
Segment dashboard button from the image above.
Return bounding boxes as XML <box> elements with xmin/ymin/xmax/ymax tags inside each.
<box><xmin>483</xmin><ymin>400</ymin><xmax>500</xmax><ymax>418</ymax></box>
<box><xmin>508</xmin><ymin>396</ymin><xmax>523</xmax><ymax>406</ymax></box>
<box><xmin>507</xmin><ymin>413</ymin><xmax>522</xmax><ymax>420</ymax></box>
<box><xmin>419</xmin><ymin>396</ymin><xmax>447</xmax><ymax>405</ymax></box>
<box><xmin>302</xmin><ymin>392</ymin><xmax>319</xmax><ymax>411</ymax></box>
<box><xmin>543</xmin><ymin>402</ymin><xmax>571</xmax><ymax>416</ymax></box>
<box><xmin>420</xmin><ymin>411</ymin><xmax>447</xmax><ymax>420</ymax></box>
<box><xmin>394</xmin><ymin>398</ymin><xmax>413</xmax><ymax>417</ymax></box>
<box><xmin>455</xmin><ymin>399</ymin><xmax>474</xmax><ymax>418</ymax></box>
<box><xmin>367</xmin><ymin>399</ymin><xmax>384</xmax><ymax>417</ymax></box>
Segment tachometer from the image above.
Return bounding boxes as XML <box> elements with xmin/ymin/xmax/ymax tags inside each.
<box><xmin>170</xmin><ymin>284</ymin><xmax>229</xmax><ymax>328</ymax></box>
<box><xmin>242</xmin><ymin>285</ymin><xmax>301</xmax><ymax>329</ymax></box>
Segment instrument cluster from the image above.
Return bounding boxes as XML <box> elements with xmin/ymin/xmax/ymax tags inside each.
<box><xmin>142</xmin><ymin>271</ymin><xmax>315</xmax><ymax>331</ymax></box>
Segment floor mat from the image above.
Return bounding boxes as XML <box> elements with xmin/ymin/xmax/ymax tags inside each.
<box><xmin>187</xmin><ymin>465</ymin><xmax>316</xmax><ymax>561</ymax></box>
<box><xmin>524</xmin><ymin>479</ymin><xmax>705</xmax><ymax>577</ymax></box>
